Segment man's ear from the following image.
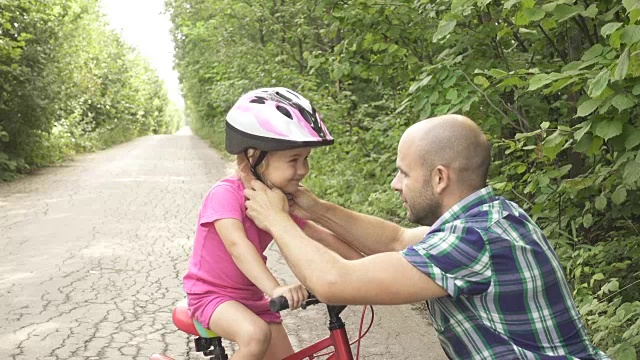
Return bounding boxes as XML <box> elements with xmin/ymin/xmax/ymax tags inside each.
<box><xmin>432</xmin><ymin>165</ymin><xmax>449</xmax><ymax>194</ymax></box>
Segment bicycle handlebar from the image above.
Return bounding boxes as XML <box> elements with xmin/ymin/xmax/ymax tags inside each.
<box><xmin>269</xmin><ymin>293</ymin><xmax>321</xmax><ymax>312</ymax></box>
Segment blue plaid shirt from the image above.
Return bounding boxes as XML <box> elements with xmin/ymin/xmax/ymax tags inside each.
<box><xmin>402</xmin><ymin>187</ymin><xmax>609</xmax><ymax>359</ymax></box>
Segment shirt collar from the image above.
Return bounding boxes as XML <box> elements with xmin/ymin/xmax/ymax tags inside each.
<box><xmin>428</xmin><ymin>186</ymin><xmax>496</xmax><ymax>231</ymax></box>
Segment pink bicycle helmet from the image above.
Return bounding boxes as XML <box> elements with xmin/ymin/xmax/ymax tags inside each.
<box><xmin>225</xmin><ymin>87</ymin><xmax>333</xmax><ymax>154</ymax></box>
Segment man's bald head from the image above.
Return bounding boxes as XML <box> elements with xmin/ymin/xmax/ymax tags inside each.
<box><xmin>401</xmin><ymin>114</ymin><xmax>491</xmax><ymax>193</ymax></box>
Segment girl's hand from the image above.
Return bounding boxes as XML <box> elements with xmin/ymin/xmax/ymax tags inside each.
<box><xmin>270</xmin><ymin>284</ymin><xmax>308</xmax><ymax>310</ymax></box>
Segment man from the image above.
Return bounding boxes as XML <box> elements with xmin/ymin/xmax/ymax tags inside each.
<box><xmin>244</xmin><ymin>114</ymin><xmax>608</xmax><ymax>359</ymax></box>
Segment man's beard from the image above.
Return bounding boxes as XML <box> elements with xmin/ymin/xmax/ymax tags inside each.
<box><xmin>407</xmin><ymin>187</ymin><xmax>442</xmax><ymax>226</ymax></box>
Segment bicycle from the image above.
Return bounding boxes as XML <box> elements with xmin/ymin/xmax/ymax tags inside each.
<box><xmin>149</xmin><ymin>294</ymin><xmax>374</xmax><ymax>360</ymax></box>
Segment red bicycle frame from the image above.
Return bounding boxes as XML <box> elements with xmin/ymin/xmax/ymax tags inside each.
<box><xmin>283</xmin><ymin>303</ymin><xmax>353</xmax><ymax>360</ymax></box>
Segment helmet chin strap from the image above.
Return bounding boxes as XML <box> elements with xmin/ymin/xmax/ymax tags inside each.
<box><xmin>243</xmin><ymin>149</ymin><xmax>293</xmax><ymax>202</ymax></box>
<box><xmin>244</xmin><ymin>149</ymin><xmax>270</xmax><ymax>187</ymax></box>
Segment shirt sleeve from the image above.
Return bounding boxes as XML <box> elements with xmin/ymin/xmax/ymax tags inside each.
<box><xmin>290</xmin><ymin>214</ymin><xmax>307</xmax><ymax>229</ymax></box>
<box><xmin>401</xmin><ymin>225</ymin><xmax>491</xmax><ymax>299</ymax></box>
<box><xmin>198</xmin><ymin>183</ymin><xmax>244</xmax><ymax>227</ymax></box>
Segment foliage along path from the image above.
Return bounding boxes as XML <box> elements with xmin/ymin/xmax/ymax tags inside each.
<box><xmin>0</xmin><ymin>129</ymin><xmax>446</xmax><ymax>360</ymax></box>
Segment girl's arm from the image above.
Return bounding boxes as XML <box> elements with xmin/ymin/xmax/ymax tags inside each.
<box><xmin>303</xmin><ymin>221</ymin><xmax>363</xmax><ymax>260</ymax></box>
<box><xmin>215</xmin><ymin>218</ymin><xmax>307</xmax><ymax>308</ymax></box>
<box><xmin>214</xmin><ymin>218</ymin><xmax>280</xmax><ymax>295</ymax></box>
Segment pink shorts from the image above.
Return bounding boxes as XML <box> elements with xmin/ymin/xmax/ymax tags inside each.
<box><xmin>187</xmin><ymin>291</ymin><xmax>282</xmax><ymax>329</ymax></box>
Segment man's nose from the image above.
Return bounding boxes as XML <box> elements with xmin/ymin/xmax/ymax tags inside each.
<box><xmin>391</xmin><ymin>173</ymin><xmax>401</xmax><ymax>191</ymax></box>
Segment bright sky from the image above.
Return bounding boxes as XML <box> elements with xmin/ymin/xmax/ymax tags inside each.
<box><xmin>99</xmin><ymin>0</ymin><xmax>184</xmax><ymax>108</ymax></box>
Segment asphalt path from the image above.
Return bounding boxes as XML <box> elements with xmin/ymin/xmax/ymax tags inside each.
<box><xmin>0</xmin><ymin>128</ymin><xmax>446</xmax><ymax>360</ymax></box>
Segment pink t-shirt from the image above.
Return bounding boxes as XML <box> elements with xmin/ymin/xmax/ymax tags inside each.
<box><xmin>183</xmin><ymin>175</ymin><xmax>306</xmax><ymax>297</ymax></box>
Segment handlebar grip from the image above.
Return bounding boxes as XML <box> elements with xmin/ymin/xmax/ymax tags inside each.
<box><xmin>269</xmin><ymin>296</ymin><xmax>289</xmax><ymax>312</ymax></box>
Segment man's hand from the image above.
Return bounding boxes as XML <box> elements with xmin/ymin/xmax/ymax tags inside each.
<box><xmin>289</xmin><ymin>185</ymin><xmax>322</xmax><ymax>220</ymax></box>
<box><xmin>244</xmin><ymin>180</ymin><xmax>290</xmax><ymax>231</ymax></box>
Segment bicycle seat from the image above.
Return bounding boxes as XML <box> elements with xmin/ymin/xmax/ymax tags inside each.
<box><xmin>172</xmin><ymin>300</ymin><xmax>219</xmax><ymax>338</ymax></box>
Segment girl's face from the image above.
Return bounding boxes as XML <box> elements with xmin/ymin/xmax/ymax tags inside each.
<box><xmin>261</xmin><ymin>147</ymin><xmax>311</xmax><ymax>193</ymax></box>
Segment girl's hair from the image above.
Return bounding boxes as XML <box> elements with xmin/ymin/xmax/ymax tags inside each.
<box><xmin>233</xmin><ymin>148</ymin><xmax>277</xmax><ymax>188</ymax></box>
<box><xmin>233</xmin><ymin>148</ymin><xmax>266</xmax><ymax>177</ymax></box>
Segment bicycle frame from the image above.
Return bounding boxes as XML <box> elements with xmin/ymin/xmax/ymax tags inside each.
<box><xmin>283</xmin><ymin>304</ymin><xmax>353</xmax><ymax>360</ymax></box>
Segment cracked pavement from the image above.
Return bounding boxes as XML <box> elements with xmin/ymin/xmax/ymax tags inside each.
<box><xmin>0</xmin><ymin>128</ymin><xmax>447</xmax><ymax>359</ymax></box>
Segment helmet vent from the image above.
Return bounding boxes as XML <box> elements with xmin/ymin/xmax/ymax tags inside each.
<box><xmin>250</xmin><ymin>97</ymin><xmax>267</xmax><ymax>104</ymax></box>
<box><xmin>276</xmin><ymin>104</ymin><xmax>293</xmax><ymax>120</ymax></box>
<box><xmin>275</xmin><ymin>91</ymin><xmax>292</xmax><ymax>102</ymax></box>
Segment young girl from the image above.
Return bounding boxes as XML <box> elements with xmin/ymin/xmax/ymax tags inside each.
<box><xmin>183</xmin><ymin>87</ymin><xmax>361</xmax><ymax>360</ymax></box>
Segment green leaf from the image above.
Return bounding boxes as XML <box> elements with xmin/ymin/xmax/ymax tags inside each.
<box><xmin>451</xmin><ymin>0</ymin><xmax>475</xmax><ymax>14</ymax></box>
<box><xmin>606</xmin><ymin>279</ymin><xmax>619</xmax><ymax>292</ymax></box>
<box><xmin>612</xmin><ymin>186</ymin><xmax>627</xmax><ymax>204</ymax></box>
<box><xmin>488</xmin><ymin>69</ymin><xmax>508</xmax><ymax>78</ymax></box>
<box><xmin>611</xmin><ymin>29</ymin><xmax>624</xmax><ymax>49</ymax></box>
<box><xmin>518</xmin><ymin>27</ymin><xmax>537</xmax><ymax>34</ymax></box>
<box><xmin>521</xmin><ymin>0</ymin><xmax>535</xmax><ymax>8</ymax></box>
<box><xmin>602</xmin><ymin>5</ymin><xmax>624</xmax><ymax>21</ymax></box>
<box><xmin>625</xmin><ymin>129</ymin><xmax>640</xmax><ymax>149</ymax></box>
<box><xmin>621</xmin><ymin>25</ymin><xmax>640</xmax><ymax>45</ymax></box>
<box><xmin>514</xmin><ymin>10</ymin><xmax>529</xmax><ymax>25</ymax></box>
<box><xmin>541</xmin><ymin>18</ymin><xmax>557</xmax><ymax>31</ymax></box>
<box><xmin>595</xmin><ymin>119</ymin><xmax>623</xmax><ymax>140</ymax></box>
<box><xmin>564</xmin><ymin>177</ymin><xmax>594</xmax><ymax>190</ymax></box>
<box><xmin>587</xmin><ymin>69</ymin><xmax>610</xmax><ymax>97</ymax></box>
<box><xmin>503</xmin><ymin>0</ymin><xmax>519</xmax><ymax>9</ymax></box>
<box><xmin>583</xmin><ymin>135</ymin><xmax>603</xmax><ymax>155</ymax></box>
<box><xmin>633</xmin><ymin>84</ymin><xmax>640</xmax><ymax>95</ymax></box>
<box><xmin>553</xmin><ymin>4</ymin><xmax>584</xmax><ymax>22</ymax></box>
<box><xmin>595</xmin><ymin>195</ymin><xmax>607</xmax><ymax>210</ymax></box>
<box><xmin>576</xmin><ymin>98</ymin><xmax>604</xmax><ymax>117</ymax></box>
<box><xmin>581</xmin><ymin>4</ymin><xmax>598</xmax><ymax>17</ymax></box>
<box><xmin>499</xmin><ymin>77</ymin><xmax>526</xmax><ymax>88</ymax></box>
<box><xmin>615</xmin><ymin>342</ymin><xmax>637</xmax><ymax>360</ymax></box>
<box><xmin>601</xmin><ymin>22</ymin><xmax>623</xmax><ymax>37</ymax></box>
<box><xmin>623</xmin><ymin>160</ymin><xmax>640</xmax><ymax>183</ymax></box>
<box><xmin>543</xmin><ymin>130</ymin><xmax>566</xmax><ymax>159</ymax></box>
<box><xmin>614</xmin><ymin>47</ymin><xmax>630</xmax><ymax>81</ymax></box>
<box><xmin>581</xmin><ymin>44</ymin><xmax>604</xmax><ymax>61</ymax></box>
<box><xmin>612</xmin><ymin>94</ymin><xmax>635</xmax><ymax>111</ymax></box>
<box><xmin>433</xmin><ymin>19</ymin><xmax>457</xmax><ymax>42</ymax></box>
<box><xmin>574</xmin><ymin>121</ymin><xmax>592</xmax><ymax>141</ymax></box>
<box><xmin>583</xmin><ymin>213</ymin><xmax>593</xmax><ymax>228</ymax></box>
<box><xmin>545</xmin><ymin>77</ymin><xmax>576</xmax><ymax>93</ymax></box>
<box><xmin>528</xmin><ymin>73</ymin><xmax>568</xmax><ymax>91</ymax></box>
<box><xmin>592</xmin><ymin>272</ymin><xmax>605</xmax><ymax>281</ymax></box>
<box><xmin>474</xmin><ymin>76</ymin><xmax>490</xmax><ymax>88</ymax></box>
<box><xmin>623</xmin><ymin>0</ymin><xmax>640</xmax><ymax>13</ymax></box>
<box><xmin>544</xmin><ymin>129</ymin><xmax>565</xmax><ymax>147</ymax></box>
<box><xmin>525</xmin><ymin>7</ymin><xmax>546</xmax><ymax>22</ymax></box>
<box><xmin>408</xmin><ymin>75</ymin><xmax>433</xmax><ymax>93</ymax></box>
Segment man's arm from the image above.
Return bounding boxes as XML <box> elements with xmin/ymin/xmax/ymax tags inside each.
<box><xmin>245</xmin><ymin>182</ymin><xmax>448</xmax><ymax>304</ymax></box>
<box><xmin>266</xmin><ymin>212</ymin><xmax>447</xmax><ymax>304</ymax></box>
<box><xmin>292</xmin><ymin>186</ymin><xmax>429</xmax><ymax>254</ymax></box>
<box><xmin>303</xmin><ymin>221</ymin><xmax>364</xmax><ymax>260</ymax></box>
